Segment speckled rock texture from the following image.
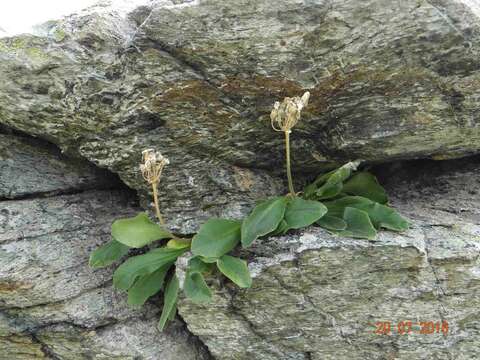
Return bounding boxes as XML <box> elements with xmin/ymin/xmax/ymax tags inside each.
<box><xmin>1</xmin><ymin>0</ymin><xmax>480</xmax><ymax>231</ymax></box>
<box><xmin>178</xmin><ymin>156</ymin><xmax>480</xmax><ymax>360</ymax></box>
<box><xmin>0</xmin><ymin>133</ymin><xmax>112</xmax><ymax>199</ymax></box>
<box><xmin>1</xmin><ymin>1</ymin><xmax>480</xmax><ymax>359</ymax></box>
<box><xmin>0</xmin><ymin>132</ymin><xmax>210</xmax><ymax>359</ymax></box>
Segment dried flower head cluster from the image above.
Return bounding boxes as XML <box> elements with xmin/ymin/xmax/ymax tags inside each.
<box><xmin>140</xmin><ymin>149</ymin><xmax>170</xmax><ymax>185</ymax></box>
<box><xmin>270</xmin><ymin>91</ymin><xmax>310</xmax><ymax>133</ymax></box>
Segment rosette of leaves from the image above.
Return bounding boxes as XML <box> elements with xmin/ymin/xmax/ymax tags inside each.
<box><xmin>303</xmin><ymin>162</ymin><xmax>409</xmax><ymax>239</ymax></box>
<box><xmin>89</xmin><ymin>213</ymin><xmax>188</xmax><ymax>329</ymax></box>
<box><xmin>89</xmin><ymin>213</ymin><xmax>253</xmax><ymax>330</ymax></box>
<box><xmin>240</xmin><ymin>196</ymin><xmax>328</xmax><ymax>246</ymax></box>
<box><xmin>239</xmin><ymin>161</ymin><xmax>409</xmax><ymax>246</ymax></box>
<box><xmin>188</xmin><ymin>218</ymin><xmax>252</xmax><ymax>298</ymax></box>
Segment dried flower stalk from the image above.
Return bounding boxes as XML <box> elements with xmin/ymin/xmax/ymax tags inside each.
<box><xmin>270</xmin><ymin>91</ymin><xmax>310</xmax><ymax>195</ymax></box>
<box><xmin>140</xmin><ymin>149</ymin><xmax>170</xmax><ymax>224</ymax></box>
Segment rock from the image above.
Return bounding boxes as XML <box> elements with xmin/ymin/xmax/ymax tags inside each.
<box><xmin>177</xmin><ymin>156</ymin><xmax>480</xmax><ymax>359</ymax></box>
<box><xmin>2</xmin><ymin>1</ymin><xmax>480</xmax><ymax>358</ymax></box>
<box><xmin>1</xmin><ymin>0</ymin><xmax>479</xmax><ymax>231</ymax></box>
<box><xmin>0</xmin><ymin>133</ymin><xmax>210</xmax><ymax>359</ymax></box>
<box><xmin>0</xmin><ymin>132</ymin><xmax>113</xmax><ymax>199</ymax></box>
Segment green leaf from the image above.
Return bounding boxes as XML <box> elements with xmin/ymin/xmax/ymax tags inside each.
<box><xmin>168</xmin><ymin>302</ymin><xmax>177</xmax><ymax>321</ymax></box>
<box><xmin>89</xmin><ymin>240</ymin><xmax>129</xmax><ymax>268</ymax></box>
<box><xmin>325</xmin><ymin>196</ymin><xmax>408</xmax><ymax>231</ymax></box>
<box><xmin>191</xmin><ymin>219</ymin><xmax>241</xmax><ymax>258</ymax></box>
<box><xmin>303</xmin><ymin>182</ymin><xmax>318</xmax><ymax>200</ymax></box>
<box><xmin>342</xmin><ymin>172</ymin><xmax>388</xmax><ymax>204</ymax></box>
<box><xmin>270</xmin><ymin>219</ymin><xmax>289</xmax><ymax>236</ymax></box>
<box><xmin>113</xmin><ymin>247</ymin><xmax>185</xmax><ymax>290</ymax></box>
<box><xmin>315</xmin><ymin>182</ymin><xmax>343</xmax><ymax>200</ymax></box>
<box><xmin>166</xmin><ymin>238</ymin><xmax>191</xmax><ymax>249</ymax></box>
<box><xmin>361</xmin><ymin>202</ymin><xmax>409</xmax><ymax>231</ymax></box>
<box><xmin>199</xmin><ymin>256</ymin><xmax>218</xmax><ymax>264</ymax></box>
<box><xmin>324</xmin><ymin>196</ymin><xmax>370</xmax><ymax>217</ymax></box>
<box><xmin>188</xmin><ymin>257</ymin><xmax>213</xmax><ymax>273</ymax></box>
<box><xmin>311</xmin><ymin>169</ymin><xmax>336</xmax><ymax>187</ymax></box>
<box><xmin>184</xmin><ymin>271</ymin><xmax>212</xmax><ymax>303</ymax></box>
<box><xmin>111</xmin><ymin>212</ymin><xmax>173</xmax><ymax>248</ymax></box>
<box><xmin>338</xmin><ymin>207</ymin><xmax>377</xmax><ymax>240</ymax></box>
<box><xmin>216</xmin><ymin>255</ymin><xmax>252</xmax><ymax>288</ymax></box>
<box><xmin>284</xmin><ymin>197</ymin><xmax>327</xmax><ymax>231</ymax></box>
<box><xmin>127</xmin><ymin>265</ymin><xmax>169</xmax><ymax>307</ymax></box>
<box><xmin>241</xmin><ymin>197</ymin><xmax>287</xmax><ymax>247</ymax></box>
<box><xmin>316</xmin><ymin>215</ymin><xmax>347</xmax><ymax>231</ymax></box>
<box><xmin>158</xmin><ymin>274</ymin><xmax>179</xmax><ymax>331</ymax></box>
<box><xmin>307</xmin><ymin>161</ymin><xmax>361</xmax><ymax>200</ymax></box>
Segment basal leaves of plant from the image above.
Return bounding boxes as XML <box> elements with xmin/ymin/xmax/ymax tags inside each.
<box><xmin>183</xmin><ymin>257</ymin><xmax>213</xmax><ymax>303</ymax></box>
<box><xmin>342</xmin><ymin>172</ymin><xmax>388</xmax><ymax>204</ymax></box>
<box><xmin>113</xmin><ymin>247</ymin><xmax>185</xmax><ymax>290</ymax></box>
<box><xmin>283</xmin><ymin>197</ymin><xmax>327</xmax><ymax>232</ymax></box>
<box><xmin>304</xmin><ymin>161</ymin><xmax>361</xmax><ymax>200</ymax></box>
<box><xmin>127</xmin><ymin>266</ymin><xmax>169</xmax><ymax>307</ymax></box>
<box><xmin>167</xmin><ymin>238</ymin><xmax>192</xmax><ymax>249</ymax></box>
<box><xmin>270</xmin><ymin>219</ymin><xmax>289</xmax><ymax>236</ymax></box>
<box><xmin>324</xmin><ymin>196</ymin><xmax>409</xmax><ymax>232</ymax></box>
<box><xmin>112</xmin><ymin>213</ymin><xmax>173</xmax><ymax>248</ymax></box>
<box><xmin>303</xmin><ymin>161</ymin><xmax>408</xmax><ymax>239</ymax></box>
<box><xmin>316</xmin><ymin>215</ymin><xmax>347</xmax><ymax>231</ymax></box>
<box><xmin>191</xmin><ymin>219</ymin><xmax>241</xmax><ymax>258</ymax></box>
<box><xmin>241</xmin><ymin>197</ymin><xmax>287</xmax><ymax>247</ymax></box>
<box><xmin>241</xmin><ymin>196</ymin><xmax>327</xmax><ymax>242</ymax></box>
<box><xmin>89</xmin><ymin>239</ymin><xmax>129</xmax><ymax>268</ymax></box>
<box><xmin>184</xmin><ymin>271</ymin><xmax>212</xmax><ymax>303</ymax></box>
<box><xmin>337</xmin><ymin>207</ymin><xmax>377</xmax><ymax>240</ymax></box>
<box><xmin>363</xmin><ymin>202</ymin><xmax>409</xmax><ymax>231</ymax></box>
<box><xmin>158</xmin><ymin>274</ymin><xmax>179</xmax><ymax>331</ymax></box>
<box><xmin>217</xmin><ymin>255</ymin><xmax>252</xmax><ymax>288</ymax></box>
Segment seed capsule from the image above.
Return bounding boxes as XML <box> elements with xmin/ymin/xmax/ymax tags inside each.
<box><xmin>270</xmin><ymin>91</ymin><xmax>310</xmax><ymax>133</ymax></box>
<box><xmin>140</xmin><ymin>149</ymin><xmax>170</xmax><ymax>185</ymax></box>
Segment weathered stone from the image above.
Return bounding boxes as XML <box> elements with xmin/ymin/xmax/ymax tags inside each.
<box><xmin>0</xmin><ymin>134</ymin><xmax>209</xmax><ymax>359</ymax></box>
<box><xmin>34</xmin><ymin>319</ymin><xmax>207</xmax><ymax>360</ymax></box>
<box><xmin>1</xmin><ymin>1</ymin><xmax>480</xmax><ymax>358</ymax></box>
<box><xmin>0</xmin><ymin>132</ymin><xmax>113</xmax><ymax>199</ymax></box>
<box><xmin>177</xmin><ymin>156</ymin><xmax>480</xmax><ymax>359</ymax></box>
<box><xmin>1</xmin><ymin>0</ymin><xmax>479</xmax><ymax>231</ymax></box>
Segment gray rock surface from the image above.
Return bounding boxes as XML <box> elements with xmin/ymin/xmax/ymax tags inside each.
<box><xmin>0</xmin><ymin>132</ymin><xmax>209</xmax><ymax>359</ymax></box>
<box><xmin>1</xmin><ymin>1</ymin><xmax>480</xmax><ymax>359</ymax></box>
<box><xmin>178</xmin><ymin>156</ymin><xmax>480</xmax><ymax>359</ymax></box>
<box><xmin>0</xmin><ymin>133</ymin><xmax>112</xmax><ymax>199</ymax></box>
<box><xmin>1</xmin><ymin>0</ymin><xmax>479</xmax><ymax>231</ymax></box>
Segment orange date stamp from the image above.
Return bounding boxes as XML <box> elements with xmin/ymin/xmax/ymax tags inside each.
<box><xmin>372</xmin><ymin>321</ymin><xmax>449</xmax><ymax>335</ymax></box>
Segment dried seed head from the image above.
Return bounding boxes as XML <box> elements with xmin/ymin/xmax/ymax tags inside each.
<box><xmin>270</xmin><ymin>91</ymin><xmax>310</xmax><ymax>133</ymax></box>
<box><xmin>140</xmin><ymin>149</ymin><xmax>169</xmax><ymax>185</ymax></box>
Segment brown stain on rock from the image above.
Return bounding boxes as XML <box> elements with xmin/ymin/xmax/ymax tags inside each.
<box><xmin>150</xmin><ymin>66</ymin><xmax>444</xmax><ymax>150</ymax></box>
<box><xmin>152</xmin><ymin>79</ymin><xmax>243</xmax><ymax>142</ymax></box>
<box><xmin>232</xmin><ymin>166</ymin><xmax>255</xmax><ymax>191</ymax></box>
<box><xmin>0</xmin><ymin>281</ymin><xmax>33</xmax><ymax>292</ymax></box>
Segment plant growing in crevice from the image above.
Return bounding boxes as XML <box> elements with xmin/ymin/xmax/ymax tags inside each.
<box><xmin>89</xmin><ymin>92</ymin><xmax>409</xmax><ymax>330</ymax></box>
